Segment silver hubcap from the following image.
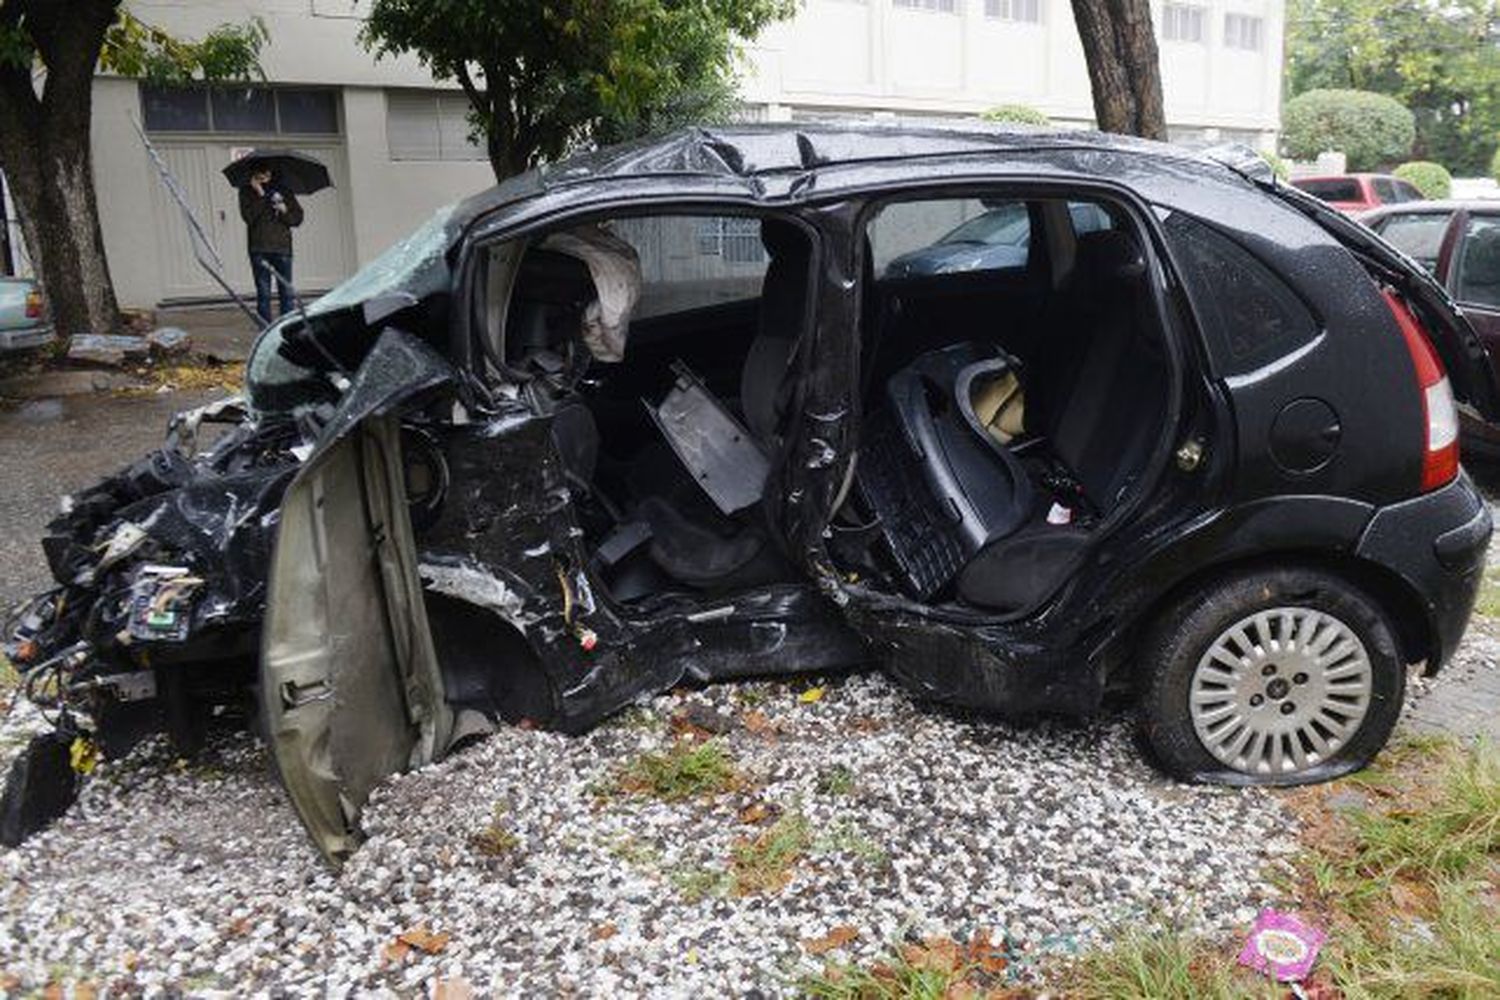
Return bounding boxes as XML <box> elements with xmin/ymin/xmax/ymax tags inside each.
<box><xmin>1189</xmin><ymin>607</ymin><xmax>1373</xmax><ymax>776</ymax></box>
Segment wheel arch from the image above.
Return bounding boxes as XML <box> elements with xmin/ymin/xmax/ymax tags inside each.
<box><xmin>1110</xmin><ymin>548</ymin><xmax>1434</xmax><ymax>692</ymax></box>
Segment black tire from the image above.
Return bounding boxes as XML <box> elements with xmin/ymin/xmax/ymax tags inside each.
<box><xmin>1137</xmin><ymin>566</ymin><xmax>1405</xmax><ymax>786</ymax></box>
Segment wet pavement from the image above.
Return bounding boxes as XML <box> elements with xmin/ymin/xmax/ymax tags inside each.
<box><xmin>0</xmin><ymin>389</ymin><xmax>225</xmax><ymax>615</ymax></box>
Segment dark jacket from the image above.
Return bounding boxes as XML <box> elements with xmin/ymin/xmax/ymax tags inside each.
<box><xmin>240</xmin><ymin>185</ymin><xmax>304</xmax><ymax>254</ymax></box>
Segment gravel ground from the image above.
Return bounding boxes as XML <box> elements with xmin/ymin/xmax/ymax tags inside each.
<box><xmin>0</xmin><ymin>670</ymin><xmax>1301</xmax><ymax>996</ymax></box>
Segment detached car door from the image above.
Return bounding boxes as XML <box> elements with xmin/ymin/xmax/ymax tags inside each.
<box><xmin>260</xmin><ymin>331</ymin><xmax>455</xmax><ymax>863</ymax></box>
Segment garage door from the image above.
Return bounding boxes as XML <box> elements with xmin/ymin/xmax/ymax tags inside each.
<box><xmin>147</xmin><ymin>139</ymin><xmax>355</xmax><ymax>303</ymax></box>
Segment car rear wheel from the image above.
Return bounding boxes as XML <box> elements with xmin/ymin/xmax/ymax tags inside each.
<box><xmin>1138</xmin><ymin>567</ymin><xmax>1405</xmax><ymax>785</ymax></box>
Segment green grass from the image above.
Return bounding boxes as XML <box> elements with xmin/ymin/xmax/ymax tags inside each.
<box><xmin>731</xmin><ymin>811</ymin><xmax>813</xmax><ymax>894</ymax></box>
<box><xmin>817</xmin><ymin>765</ymin><xmax>856</xmax><ymax>796</ymax></box>
<box><xmin>1060</xmin><ymin>739</ymin><xmax>1500</xmax><ymax>999</ymax></box>
<box><xmin>799</xmin><ymin>952</ymin><xmax>969</xmax><ymax>1000</ymax></box>
<box><xmin>469</xmin><ymin>804</ymin><xmax>520</xmax><ymax>857</ymax></box>
<box><xmin>1473</xmin><ymin>566</ymin><xmax>1500</xmax><ymax>618</ymax></box>
<box><xmin>611</xmin><ymin>738</ymin><xmax>739</xmax><ymax>801</ymax></box>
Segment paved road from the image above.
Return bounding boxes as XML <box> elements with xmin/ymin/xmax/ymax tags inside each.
<box><xmin>0</xmin><ymin>389</ymin><xmax>222</xmax><ymax>614</ymax></box>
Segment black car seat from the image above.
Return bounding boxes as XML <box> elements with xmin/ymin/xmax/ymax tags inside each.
<box><xmin>955</xmin><ymin>228</ymin><xmax>1167</xmax><ymax>611</ymax></box>
<box><xmin>740</xmin><ymin>218</ymin><xmax>811</xmax><ymax>445</ymax></box>
<box><xmin>628</xmin><ymin>219</ymin><xmax>811</xmax><ymax>592</ymax></box>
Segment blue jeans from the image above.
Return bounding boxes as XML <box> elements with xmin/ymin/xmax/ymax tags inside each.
<box><xmin>251</xmin><ymin>251</ymin><xmax>294</xmax><ymax>324</ymax></box>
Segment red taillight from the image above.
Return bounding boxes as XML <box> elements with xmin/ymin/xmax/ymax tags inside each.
<box><xmin>24</xmin><ymin>289</ymin><xmax>42</xmax><ymax>319</ymax></box>
<box><xmin>1381</xmin><ymin>290</ymin><xmax>1459</xmax><ymax>491</ymax></box>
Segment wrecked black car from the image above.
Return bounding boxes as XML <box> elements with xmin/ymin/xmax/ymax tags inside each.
<box><xmin>7</xmin><ymin>124</ymin><xmax>1498</xmax><ymax>861</ymax></box>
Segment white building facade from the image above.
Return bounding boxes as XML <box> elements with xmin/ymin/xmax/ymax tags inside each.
<box><xmin>75</xmin><ymin>0</ymin><xmax>1284</xmax><ymax>309</ymax></box>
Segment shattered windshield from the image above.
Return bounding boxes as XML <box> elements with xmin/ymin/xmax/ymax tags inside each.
<box><xmin>307</xmin><ymin>203</ymin><xmax>460</xmax><ymax>317</ymax></box>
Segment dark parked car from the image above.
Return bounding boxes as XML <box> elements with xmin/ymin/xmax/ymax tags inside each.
<box><xmin>1359</xmin><ymin>200</ymin><xmax>1500</xmax><ymax>457</ymax></box>
<box><xmin>883</xmin><ymin>200</ymin><xmax>1113</xmax><ymax>276</ymax></box>
<box><xmin>6</xmin><ymin>127</ymin><xmax>1497</xmax><ymax>862</ymax></box>
<box><xmin>1292</xmin><ymin>173</ymin><xmax>1425</xmax><ymax>214</ymax></box>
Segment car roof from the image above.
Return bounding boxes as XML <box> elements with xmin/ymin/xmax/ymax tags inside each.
<box><xmin>450</xmin><ymin>122</ymin><xmax>1248</xmax><ymax>226</ymax></box>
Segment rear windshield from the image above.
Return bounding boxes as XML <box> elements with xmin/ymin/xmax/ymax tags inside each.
<box><xmin>1294</xmin><ymin>178</ymin><xmax>1362</xmax><ymax>203</ymax></box>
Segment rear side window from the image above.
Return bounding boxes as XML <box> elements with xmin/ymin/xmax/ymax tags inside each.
<box><xmin>1394</xmin><ymin>180</ymin><xmax>1424</xmax><ymax>202</ymax></box>
<box><xmin>1294</xmin><ymin>178</ymin><xmax>1361</xmax><ymax>203</ymax></box>
<box><xmin>868</xmin><ymin>198</ymin><xmax>1032</xmax><ymax>278</ymax></box>
<box><xmin>1454</xmin><ymin>215</ymin><xmax>1500</xmax><ymax>311</ymax></box>
<box><xmin>1372</xmin><ymin>211</ymin><xmax>1451</xmax><ymax>272</ymax></box>
<box><xmin>1372</xmin><ymin>178</ymin><xmax>1399</xmax><ymax>204</ymax></box>
<box><xmin>1162</xmin><ymin>212</ymin><xmax>1320</xmax><ymax>375</ymax></box>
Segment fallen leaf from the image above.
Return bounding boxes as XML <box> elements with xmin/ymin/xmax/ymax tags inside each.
<box><xmin>738</xmin><ymin>800</ymin><xmax>779</xmax><ymax>825</ymax></box>
<box><xmin>224</xmin><ymin>916</ymin><xmax>253</xmax><ymax>938</ymax></box>
<box><xmin>383</xmin><ymin>940</ymin><xmax>411</xmax><ymax>965</ymax></box>
<box><xmin>592</xmin><ymin>922</ymin><xmax>618</xmax><ymax>941</ymax></box>
<box><xmin>902</xmin><ymin>937</ymin><xmax>964</xmax><ymax>973</ymax></box>
<box><xmin>73</xmin><ymin>984</ymin><xmax>97</xmax><ymax>1000</ymax></box>
<box><xmin>803</xmin><ymin>925</ymin><xmax>860</xmax><ymax>954</ymax></box>
<box><xmin>799</xmin><ymin>686</ymin><xmax>825</xmax><ymax>704</ymax></box>
<box><xmin>432</xmin><ymin>977</ymin><xmax>474</xmax><ymax>1000</ymax></box>
<box><xmin>42</xmin><ymin>985</ymin><xmax>62</xmax><ymax>1000</ymax></box>
<box><xmin>742</xmin><ymin>709</ymin><xmax>776</xmax><ymax>735</ymax></box>
<box><xmin>397</xmin><ymin>927</ymin><xmax>451</xmax><ymax>955</ymax></box>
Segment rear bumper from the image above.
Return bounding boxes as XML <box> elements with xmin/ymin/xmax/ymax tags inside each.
<box><xmin>1356</xmin><ymin>471</ymin><xmax>1492</xmax><ymax>672</ymax></box>
<box><xmin>0</xmin><ymin>324</ymin><xmax>55</xmax><ymax>352</ymax></box>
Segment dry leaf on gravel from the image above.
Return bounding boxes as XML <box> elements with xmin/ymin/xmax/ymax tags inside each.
<box><xmin>738</xmin><ymin>800</ymin><xmax>779</xmax><ymax>825</ymax></box>
<box><xmin>803</xmin><ymin>925</ymin><xmax>860</xmax><ymax>954</ymax></box>
<box><xmin>902</xmin><ymin>936</ymin><xmax>965</xmax><ymax>973</ymax></box>
<box><xmin>397</xmin><ymin>927</ymin><xmax>451</xmax><ymax>955</ymax></box>
<box><xmin>742</xmin><ymin>709</ymin><xmax>776</xmax><ymax>735</ymax></box>
<box><xmin>592</xmin><ymin>922</ymin><xmax>619</xmax><ymax>941</ymax></box>
<box><xmin>799</xmin><ymin>687</ymin><xmax>825</xmax><ymax>704</ymax></box>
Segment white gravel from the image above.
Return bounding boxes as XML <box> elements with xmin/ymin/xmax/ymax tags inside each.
<box><xmin>0</xmin><ymin>671</ymin><xmax>1299</xmax><ymax>995</ymax></box>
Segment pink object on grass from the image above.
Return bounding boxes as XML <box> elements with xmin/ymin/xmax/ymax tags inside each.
<box><xmin>1237</xmin><ymin>909</ymin><xmax>1326</xmax><ymax>982</ymax></box>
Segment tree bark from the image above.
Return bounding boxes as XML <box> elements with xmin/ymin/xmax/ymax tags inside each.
<box><xmin>1070</xmin><ymin>0</ymin><xmax>1167</xmax><ymax>140</ymax></box>
<box><xmin>0</xmin><ymin>0</ymin><xmax>122</xmax><ymax>339</ymax></box>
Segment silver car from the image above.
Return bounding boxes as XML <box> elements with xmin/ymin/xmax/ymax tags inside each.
<box><xmin>0</xmin><ymin>276</ymin><xmax>52</xmax><ymax>351</ymax></box>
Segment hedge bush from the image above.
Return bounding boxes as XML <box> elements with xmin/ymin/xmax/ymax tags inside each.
<box><xmin>1491</xmin><ymin>146</ymin><xmax>1500</xmax><ymax>184</ymax></box>
<box><xmin>1393</xmin><ymin>161</ymin><xmax>1452</xmax><ymax>199</ymax></box>
<box><xmin>1282</xmin><ymin>89</ymin><xmax>1414</xmax><ymax>171</ymax></box>
<box><xmin>980</xmin><ymin>104</ymin><xmax>1050</xmax><ymax>126</ymax></box>
<box><xmin>1260</xmin><ymin>150</ymin><xmax>1291</xmax><ymax>181</ymax></box>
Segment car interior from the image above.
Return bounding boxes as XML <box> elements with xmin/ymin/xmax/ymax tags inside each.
<box><xmin>478</xmin><ymin>196</ymin><xmax>1173</xmax><ymax>616</ymax></box>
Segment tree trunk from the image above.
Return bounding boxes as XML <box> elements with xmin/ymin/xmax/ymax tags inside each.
<box><xmin>1070</xmin><ymin>0</ymin><xmax>1167</xmax><ymax>140</ymax></box>
<box><xmin>0</xmin><ymin>0</ymin><xmax>122</xmax><ymax>340</ymax></box>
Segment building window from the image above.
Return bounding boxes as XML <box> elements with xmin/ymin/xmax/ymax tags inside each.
<box><xmin>1161</xmin><ymin>3</ymin><xmax>1206</xmax><ymax>42</ymax></box>
<box><xmin>1223</xmin><ymin>13</ymin><xmax>1263</xmax><ymax>50</ymax></box>
<box><xmin>695</xmin><ymin>217</ymin><xmax>767</xmax><ymax>264</ymax></box>
<box><xmin>141</xmin><ymin>85</ymin><xmax>340</xmax><ymax>134</ymax></box>
<box><xmin>893</xmin><ymin>0</ymin><xmax>959</xmax><ymax>12</ymax></box>
<box><xmin>386</xmin><ymin>91</ymin><xmax>487</xmax><ymax>162</ymax></box>
<box><xmin>985</xmin><ymin>0</ymin><xmax>1041</xmax><ymax>22</ymax></box>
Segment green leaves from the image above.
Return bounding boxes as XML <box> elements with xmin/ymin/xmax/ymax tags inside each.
<box><xmin>99</xmin><ymin>11</ymin><xmax>267</xmax><ymax>83</ymax></box>
<box><xmin>360</xmin><ymin>0</ymin><xmax>796</xmax><ymax>178</ymax></box>
<box><xmin>1287</xmin><ymin>0</ymin><xmax>1500</xmax><ymax>173</ymax></box>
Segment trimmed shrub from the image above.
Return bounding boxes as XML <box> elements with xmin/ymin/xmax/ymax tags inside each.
<box><xmin>980</xmin><ymin>104</ymin><xmax>1050</xmax><ymax>126</ymax></box>
<box><xmin>1490</xmin><ymin>146</ymin><xmax>1500</xmax><ymax>184</ymax></box>
<box><xmin>1260</xmin><ymin>150</ymin><xmax>1291</xmax><ymax>181</ymax></box>
<box><xmin>1282</xmin><ymin>89</ymin><xmax>1414</xmax><ymax>171</ymax></box>
<box><xmin>1394</xmin><ymin>161</ymin><xmax>1452</xmax><ymax>199</ymax></box>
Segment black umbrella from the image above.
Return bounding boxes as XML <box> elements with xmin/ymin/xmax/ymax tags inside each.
<box><xmin>222</xmin><ymin>149</ymin><xmax>332</xmax><ymax>195</ymax></box>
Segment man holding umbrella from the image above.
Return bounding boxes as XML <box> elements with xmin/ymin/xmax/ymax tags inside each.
<box><xmin>226</xmin><ymin>150</ymin><xmax>331</xmax><ymax>324</ymax></box>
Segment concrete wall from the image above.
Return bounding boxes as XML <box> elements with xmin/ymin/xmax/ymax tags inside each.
<box><xmin>742</xmin><ymin>0</ymin><xmax>1284</xmax><ymax>147</ymax></box>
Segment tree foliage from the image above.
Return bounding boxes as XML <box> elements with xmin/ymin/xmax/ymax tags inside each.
<box><xmin>361</xmin><ymin>0</ymin><xmax>795</xmax><ymax>180</ymax></box>
<box><xmin>1282</xmin><ymin>89</ymin><xmax>1415</xmax><ymax>171</ymax></box>
<box><xmin>1286</xmin><ymin>0</ymin><xmax>1500</xmax><ymax>174</ymax></box>
<box><xmin>1394</xmin><ymin>161</ymin><xmax>1453</xmax><ymax>199</ymax></box>
<box><xmin>0</xmin><ymin>1</ymin><xmax>265</xmax><ymax>337</ymax></box>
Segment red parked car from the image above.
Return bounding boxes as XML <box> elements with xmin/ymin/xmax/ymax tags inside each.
<box><xmin>1293</xmin><ymin>174</ymin><xmax>1424</xmax><ymax>214</ymax></box>
<box><xmin>1361</xmin><ymin>200</ymin><xmax>1500</xmax><ymax>456</ymax></box>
